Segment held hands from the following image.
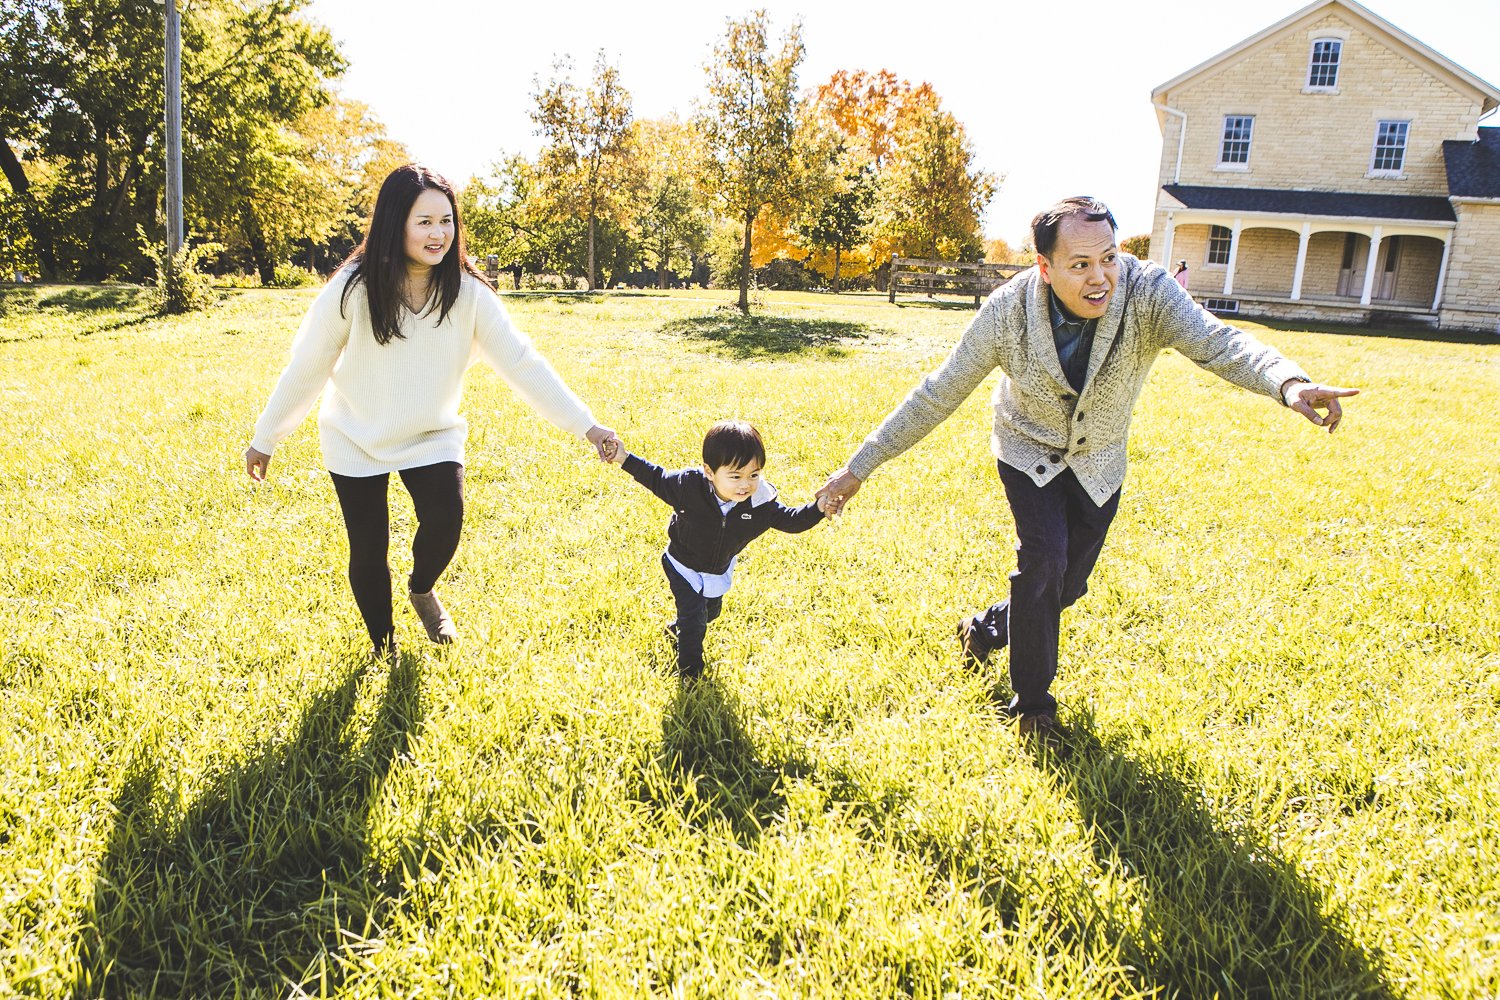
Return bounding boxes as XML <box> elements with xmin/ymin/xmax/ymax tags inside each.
<box><xmin>245</xmin><ymin>446</ymin><xmax>271</xmax><ymax>481</ymax></box>
<box><xmin>1283</xmin><ymin>382</ymin><xmax>1360</xmax><ymax>433</ymax></box>
<box><xmin>586</xmin><ymin>424</ymin><xmax>625</xmax><ymax>464</ymax></box>
<box><xmin>816</xmin><ymin>467</ymin><xmax>862</xmax><ymax>517</ymax></box>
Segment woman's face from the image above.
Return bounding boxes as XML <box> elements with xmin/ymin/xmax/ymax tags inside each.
<box><xmin>403</xmin><ymin>188</ymin><xmax>455</xmax><ymax>269</ymax></box>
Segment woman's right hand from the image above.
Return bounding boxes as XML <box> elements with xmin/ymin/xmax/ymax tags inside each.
<box><xmin>245</xmin><ymin>446</ymin><xmax>272</xmax><ymax>481</ymax></box>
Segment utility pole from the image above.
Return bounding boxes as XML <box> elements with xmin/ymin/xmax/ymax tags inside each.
<box><xmin>162</xmin><ymin>0</ymin><xmax>184</xmax><ymax>255</ymax></box>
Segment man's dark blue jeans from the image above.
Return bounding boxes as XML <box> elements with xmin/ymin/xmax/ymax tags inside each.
<box><xmin>663</xmin><ymin>554</ymin><xmax>723</xmax><ymax>679</ymax></box>
<box><xmin>971</xmin><ymin>461</ymin><xmax>1121</xmax><ymax>717</ymax></box>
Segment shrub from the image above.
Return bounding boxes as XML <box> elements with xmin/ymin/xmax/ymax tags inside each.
<box><xmin>268</xmin><ymin>263</ymin><xmax>318</xmax><ymax>288</ymax></box>
<box><xmin>1121</xmin><ymin>233</ymin><xmax>1152</xmax><ymax>258</ymax></box>
<box><xmin>141</xmin><ymin>233</ymin><xmax>226</xmax><ymax>314</ymax></box>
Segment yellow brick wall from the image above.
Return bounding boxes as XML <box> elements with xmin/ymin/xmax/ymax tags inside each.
<box><xmin>1230</xmin><ymin>227</ymin><xmax>1300</xmax><ymax>296</ymax></box>
<box><xmin>1392</xmin><ymin>236</ymin><xmax>1444</xmax><ymax>306</ymax></box>
<box><xmin>1155</xmin><ymin>11</ymin><xmax>1485</xmax><ymax>196</ymax></box>
<box><xmin>1443</xmin><ymin>203</ymin><xmax>1500</xmax><ymax>322</ymax></box>
<box><xmin>1299</xmin><ymin>231</ymin><xmax>1350</xmax><ymax>298</ymax></box>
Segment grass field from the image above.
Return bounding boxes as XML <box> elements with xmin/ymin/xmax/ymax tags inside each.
<box><xmin>1</xmin><ymin>281</ymin><xmax>1497</xmax><ymax>998</ymax></box>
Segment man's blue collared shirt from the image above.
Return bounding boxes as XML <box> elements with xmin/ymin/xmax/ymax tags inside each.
<box><xmin>1048</xmin><ymin>292</ymin><xmax>1097</xmax><ymax>392</ymax></box>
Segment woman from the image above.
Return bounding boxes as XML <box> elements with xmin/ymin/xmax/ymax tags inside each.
<box><xmin>1173</xmin><ymin>259</ymin><xmax>1190</xmax><ymax>289</ymax></box>
<box><xmin>245</xmin><ymin>164</ymin><xmax>619</xmax><ymax>655</ymax></box>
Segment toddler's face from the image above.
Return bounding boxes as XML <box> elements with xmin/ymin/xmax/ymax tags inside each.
<box><xmin>703</xmin><ymin>460</ymin><xmax>763</xmax><ymax>504</ymax></box>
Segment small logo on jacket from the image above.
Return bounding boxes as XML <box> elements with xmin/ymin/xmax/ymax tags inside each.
<box><xmin>740</xmin><ymin>512</ymin><xmax>752</xmax><ymax>519</ymax></box>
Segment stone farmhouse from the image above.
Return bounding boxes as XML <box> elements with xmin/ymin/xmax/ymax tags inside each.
<box><xmin>1149</xmin><ymin>0</ymin><xmax>1500</xmax><ymax>333</ymax></box>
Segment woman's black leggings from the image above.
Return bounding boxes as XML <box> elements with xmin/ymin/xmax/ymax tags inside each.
<box><xmin>329</xmin><ymin>462</ymin><xmax>464</xmax><ymax>649</ymax></box>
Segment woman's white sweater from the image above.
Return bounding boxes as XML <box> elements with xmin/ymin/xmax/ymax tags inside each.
<box><xmin>250</xmin><ymin>270</ymin><xmax>596</xmax><ymax>476</ymax></box>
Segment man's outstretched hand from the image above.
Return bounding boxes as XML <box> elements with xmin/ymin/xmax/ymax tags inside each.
<box><xmin>816</xmin><ymin>468</ymin><xmax>862</xmax><ymax>517</ymax></box>
<box><xmin>1284</xmin><ymin>382</ymin><xmax>1360</xmax><ymax>433</ymax></box>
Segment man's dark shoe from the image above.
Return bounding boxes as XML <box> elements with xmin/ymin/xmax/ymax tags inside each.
<box><xmin>1017</xmin><ymin>712</ymin><xmax>1066</xmax><ymax>746</ymax></box>
<box><xmin>957</xmin><ymin>616</ymin><xmax>993</xmax><ymax>668</ymax></box>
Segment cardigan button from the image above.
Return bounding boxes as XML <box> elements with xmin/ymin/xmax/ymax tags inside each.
<box><xmin>1076</xmin><ymin>437</ymin><xmax>1087</xmax><ymax>446</ymax></box>
<box><xmin>1075</xmin><ymin>412</ymin><xmax>1085</xmax><ymax>421</ymax></box>
<box><xmin>1048</xmin><ymin>454</ymin><xmax>1061</xmax><ymax>463</ymax></box>
<box><xmin>1035</xmin><ymin>464</ymin><xmax>1046</xmax><ymax>475</ymax></box>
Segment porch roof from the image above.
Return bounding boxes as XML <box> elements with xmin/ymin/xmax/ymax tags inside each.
<box><xmin>1443</xmin><ymin>127</ymin><xmax>1500</xmax><ymax>198</ymax></box>
<box><xmin>1161</xmin><ymin>184</ymin><xmax>1456</xmax><ymax>222</ymax></box>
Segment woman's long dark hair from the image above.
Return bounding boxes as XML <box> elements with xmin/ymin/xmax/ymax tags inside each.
<box><xmin>340</xmin><ymin>164</ymin><xmax>489</xmax><ymax>345</ymax></box>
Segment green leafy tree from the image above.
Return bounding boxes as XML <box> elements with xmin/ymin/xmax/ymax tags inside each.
<box><xmin>695</xmin><ymin>11</ymin><xmax>814</xmax><ymax>314</ymax></box>
<box><xmin>1</xmin><ymin>0</ymin><xmax>345</xmax><ymax>282</ymax></box>
<box><xmin>0</xmin><ymin>0</ymin><xmax>63</xmax><ymax>277</ymax></box>
<box><xmin>530</xmin><ymin>52</ymin><xmax>634</xmax><ymax>291</ymax></box>
<box><xmin>633</xmin><ymin>116</ymin><xmax>709</xmax><ymax>288</ymax></box>
<box><xmin>874</xmin><ymin>94</ymin><xmax>998</xmax><ymax>263</ymax></box>
<box><xmin>796</xmin><ymin>153</ymin><xmax>875</xmax><ymax>293</ymax></box>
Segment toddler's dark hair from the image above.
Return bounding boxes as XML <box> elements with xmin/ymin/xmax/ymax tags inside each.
<box><xmin>702</xmin><ymin>420</ymin><xmax>766</xmax><ymax>471</ymax></box>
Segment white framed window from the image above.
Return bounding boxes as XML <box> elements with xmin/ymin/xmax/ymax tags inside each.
<box><xmin>1370</xmin><ymin>120</ymin><xmax>1409</xmax><ymax>175</ymax></box>
<box><xmin>1219</xmin><ymin>115</ymin><xmax>1254</xmax><ymax>167</ymax></box>
<box><xmin>1207</xmin><ymin>225</ymin><xmax>1233</xmax><ymax>266</ymax></box>
<box><xmin>1307</xmin><ymin>38</ymin><xmax>1342</xmax><ymax>89</ymax></box>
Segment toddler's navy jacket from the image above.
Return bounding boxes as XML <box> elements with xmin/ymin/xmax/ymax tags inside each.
<box><xmin>621</xmin><ymin>453</ymin><xmax>823</xmax><ymax>575</ymax></box>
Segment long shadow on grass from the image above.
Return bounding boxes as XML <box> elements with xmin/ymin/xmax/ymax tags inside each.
<box><xmin>660</xmin><ymin>312</ymin><xmax>873</xmax><ymax>359</ymax></box>
<box><xmin>642</xmin><ymin>676</ymin><xmax>796</xmax><ymax>845</ymax></box>
<box><xmin>75</xmin><ymin>653</ymin><xmax>422</xmax><ymax>998</ymax></box>
<box><xmin>1034</xmin><ymin>716</ymin><xmax>1390</xmax><ymax>999</ymax></box>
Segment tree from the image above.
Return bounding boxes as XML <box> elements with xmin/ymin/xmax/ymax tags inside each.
<box><xmin>1120</xmin><ymin>233</ymin><xmax>1151</xmax><ymax>258</ymax></box>
<box><xmin>812</xmin><ymin>69</ymin><xmax>936</xmax><ymax>168</ymax></box>
<box><xmin>796</xmin><ymin>153</ymin><xmax>875</xmax><ymax>292</ymax></box>
<box><xmin>874</xmin><ymin>94</ymin><xmax>998</xmax><ymax>263</ymax></box>
<box><xmin>985</xmin><ymin>237</ymin><xmax>1030</xmax><ymax>265</ymax></box>
<box><xmin>695</xmin><ymin>11</ymin><xmax>814</xmax><ymax>314</ymax></box>
<box><xmin>0</xmin><ymin>0</ymin><xmax>63</xmax><ymax>277</ymax></box>
<box><xmin>530</xmin><ymin>52</ymin><xmax>633</xmax><ymax>291</ymax></box>
<box><xmin>2</xmin><ymin>0</ymin><xmax>345</xmax><ymax>282</ymax></box>
<box><xmin>632</xmin><ymin>116</ymin><xmax>709</xmax><ymax>288</ymax></box>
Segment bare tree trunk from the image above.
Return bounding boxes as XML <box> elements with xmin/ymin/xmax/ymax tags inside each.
<box><xmin>833</xmin><ymin>245</ymin><xmax>842</xmax><ymax>294</ymax></box>
<box><xmin>737</xmin><ymin>207</ymin><xmax>754</xmax><ymax>314</ymax></box>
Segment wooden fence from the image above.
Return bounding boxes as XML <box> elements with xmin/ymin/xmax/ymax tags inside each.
<box><xmin>888</xmin><ymin>256</ymin><xmax>1028</xmax><ymax>304</ymax></box>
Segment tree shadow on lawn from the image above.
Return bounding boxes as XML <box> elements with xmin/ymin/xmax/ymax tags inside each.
<box><xmin>659</xmin><ymin>312</ymin><xmax>875</xmax><ymax>359</ymax></box>
<box><xmin>641</xmin><ymin>675</ymin><xmax>804</xmax><ymax>846</ymax></box>
<box><xmin>75</xmin><ymin>653</ymin><xmax>423</xmax><ymax>998</ymax></box>
<box><xmin>35</xmin><ymin>286</ymin><xmax>152</xmax><ymax>313</ymax></box>
<box><xmin>1032</xmin><ymin>713</ymin><xmax>1391</xmax><ymax>999</ymax></box>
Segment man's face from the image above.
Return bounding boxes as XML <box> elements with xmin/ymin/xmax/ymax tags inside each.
<box><xmin>1037</xmin><ymin>216</ymin><xmax>1119</xmax><ymax>319</ymax></box>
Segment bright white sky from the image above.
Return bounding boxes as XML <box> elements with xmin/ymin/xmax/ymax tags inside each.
<box><xmin>303</xmin><ymin>0</ymin><xmax>1499</xmax><ymax>244</ymax></box>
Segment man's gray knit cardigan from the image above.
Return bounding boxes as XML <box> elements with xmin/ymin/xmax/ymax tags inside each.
<box><xmin>847</xmin><ymin>254</ymin><xmax>1310</xmax><ymax>508</ymax></box>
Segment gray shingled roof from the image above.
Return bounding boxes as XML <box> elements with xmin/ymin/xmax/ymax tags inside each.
<box><xmin>1443</xmin><ymin>128</ymin><xmax>1500</xmax><ymax>199</ymax></box>
<box><xmin>1162</xmin><ymin>184</ymin><xmax>1455</xmax><ymax>222</ymax></box>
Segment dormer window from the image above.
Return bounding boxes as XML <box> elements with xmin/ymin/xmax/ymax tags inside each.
<box><xmin>1307</xmin><ymin>38</ymin><xmax>1342</xmax><ymax>89</ymax></box>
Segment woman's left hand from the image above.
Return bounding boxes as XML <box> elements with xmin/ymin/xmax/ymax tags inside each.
<box><xmin>585</xmin><ymin>424</ymin><xmax>623</xmax><ymax>463</ymax></box>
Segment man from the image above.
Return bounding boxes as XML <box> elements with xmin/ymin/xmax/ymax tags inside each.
<box><xmin>816</xmin><ymin>197</ymin><xmax>1356</xmax><ymax>739</ymax></box>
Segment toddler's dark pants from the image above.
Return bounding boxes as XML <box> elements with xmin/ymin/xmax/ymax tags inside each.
<box><xmin>662</xmin><ymin>554</ymin><xmax>722</xmax><ymax>679</ymax></box>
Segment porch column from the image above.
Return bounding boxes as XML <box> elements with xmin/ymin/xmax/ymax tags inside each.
<box><xmin>1290</xmin><ymin>222</ymin><xmax>1311</xmax><ymax>301</ymax></box>
<box><xmin>1432</xmin><ymin>236</ymin><xmax>1451</xmax><ymax>311</ymax></box>
<box><xmin>1359</xmin><ymin>226</ymin><xmax>1383</xmax><ymax>306</ymax></box>
<box><xmin>1160</xmin><ymin>213</ymin><xmax>1176</xmax><ymax>268</ymax></box>
<box><xmin>1223</xmin><ymin>217</ymin><xmax>1242</xmax><ymax>296</ymax></box>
